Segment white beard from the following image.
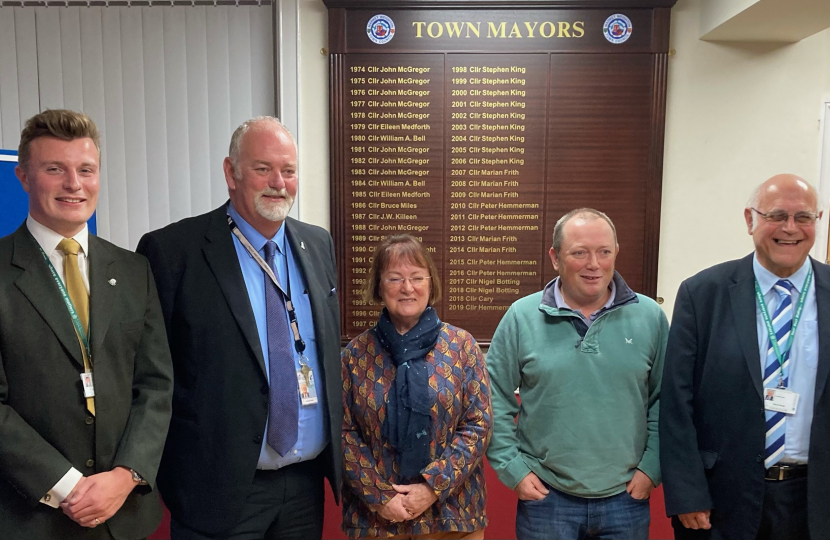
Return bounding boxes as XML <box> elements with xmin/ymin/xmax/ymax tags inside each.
<box><xmin>255</xmin><ymin>189</ymin><xmax>294</xmax><ymax>222</ymax></box>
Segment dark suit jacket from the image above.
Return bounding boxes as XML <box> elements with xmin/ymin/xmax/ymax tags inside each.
<box><xmin>661</xmin><ymin>254</ymin><xmax>830</xmax><ymax>540</ymax></box>
<box><xmin>0</xmin><ymin>223</ymin><xmax>173</xmax><ymax>540</ymax></box>
<box><xmin>136</xmin><ymin>204</ymin><xmax>342</xmax><ymax>535</ymax></box>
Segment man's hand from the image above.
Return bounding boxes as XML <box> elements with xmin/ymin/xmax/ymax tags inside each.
<box><xmin>678</xmin><ymin>510</ymin><xmax>712</xmax><ymax>530</ymax></box>
<box><xmin>625</xmin><ymin>470</ymin><xmax>655</xmax><ymax>500</ymax></box>
<box><xmin>63</xmin><ymin>476</ymin><xmax>89</xmax><ymax>506</ymax></box>
<box><xmin>377</xmin><ymin>494</ymin><xmax>411</xmax><ymax>523</ymax></box>
<box><xmin>515</xmin><ymin>472</ymin><xmax>549</xmax><ymax>501</ymax></box>
<box><xmin>60</xmin><ymin>467</ymin><xmax>137</xmax><ymax>528</ymax></box>
<box><xmin>393</xmin><ymin>483</ymin><xmax>438</xmax><ymax>520</ymax></box>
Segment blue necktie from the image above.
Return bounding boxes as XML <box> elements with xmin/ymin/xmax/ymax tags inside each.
<box><xmin>263</xmin><ymin>241</ymin><xmax>298</xmax><ymax>456</ymax></box>
<box><xmin>763</xmin><ymin>279</ymin><xmax>793</xmax><ymax>468</ymax></box>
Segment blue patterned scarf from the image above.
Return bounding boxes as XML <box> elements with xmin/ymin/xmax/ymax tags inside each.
<box><xmin>374</xmin><ymin>306</ymin><xmax>442</xmax><ymax>481</ymax></box>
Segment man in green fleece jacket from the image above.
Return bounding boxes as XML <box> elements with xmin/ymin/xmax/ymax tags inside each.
<box><xmin>486</xmin><ymin>208</ymin><xmax>668</xmax><ymax>540</ymax></box>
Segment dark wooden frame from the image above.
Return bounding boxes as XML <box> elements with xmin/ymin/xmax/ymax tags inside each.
<box><xmin>327</xmin><ymin>1</ymin><xmax>676</xmax><ymax>344</ymax></box>
<box><xmin>325</xmin><ymin>1</ymin><xmax>676</xmax><ymax>8</ymax></box>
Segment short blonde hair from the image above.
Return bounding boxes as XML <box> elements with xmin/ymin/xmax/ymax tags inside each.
<box><xmin>18</xmin><ymin>109</ymin><xmax>100</xmax><ymax>170</ymax></box>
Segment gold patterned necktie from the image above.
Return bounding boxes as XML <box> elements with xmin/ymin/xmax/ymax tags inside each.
<box><xmin>57</xmin><ymin>238</ymin><xmax>94</xmax><ymax>416</ymax></box>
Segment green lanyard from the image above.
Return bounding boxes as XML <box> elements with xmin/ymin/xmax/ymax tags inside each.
<box><xmin>754</xmin><ymin>266</ymin><xmax>812</xmax><ymax>388</ymax></box>
<box><xmin>37</xmin><ymin>244</ymin><xmax>92</xmax><ymax>362</ymax></box>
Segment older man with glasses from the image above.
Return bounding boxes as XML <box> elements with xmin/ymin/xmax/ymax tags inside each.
<box><xmin>661</xmin><ymin>174</ymin><xmax>830</xmax><ymax>540</ymax></box>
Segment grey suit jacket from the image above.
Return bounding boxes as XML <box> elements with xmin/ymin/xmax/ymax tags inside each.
<box><xmin>0</xmin><ymin>223</ymin><xmax>173</xmax><ymax>540</ymax></box>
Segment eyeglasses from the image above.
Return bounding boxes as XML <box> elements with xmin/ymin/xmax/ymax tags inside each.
<box><xmin>383</xmin><ymin>276</ymin><xmax>431</xmax><ymax>288</ymax></box>
<box><xmin>751</xmin><ymin>208</ymin><xmax>819</xmax><ymax>225</ymax></box>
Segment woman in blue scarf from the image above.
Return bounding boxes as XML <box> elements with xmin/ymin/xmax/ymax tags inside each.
<box><xmin>341</xmin><ymin>234</ymin><xmax>492</xmax><ymax>539</ymax></box>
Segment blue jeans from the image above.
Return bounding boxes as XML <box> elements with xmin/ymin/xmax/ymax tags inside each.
<box><xmin>516</xmin><ymin>484</ymin><xmax>650</xmax><ymax>540</ymax></box>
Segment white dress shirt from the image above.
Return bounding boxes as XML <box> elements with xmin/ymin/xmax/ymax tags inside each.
<box><xmin>26</xmin><ymin>215</ymin><xmax>87</xmax><ymax>507</ymax></box>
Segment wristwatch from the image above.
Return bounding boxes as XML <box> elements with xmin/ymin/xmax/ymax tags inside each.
<box><xmin>129</xmin><ymin>469</ymin><xmax>148</xmax><ymax>486</ymax></box>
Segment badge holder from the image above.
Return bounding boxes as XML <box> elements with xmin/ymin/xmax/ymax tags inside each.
<box><xmin>297</xmin><ymin>356</ymin><xmax>319</xmax><ymax>406</ymax></box>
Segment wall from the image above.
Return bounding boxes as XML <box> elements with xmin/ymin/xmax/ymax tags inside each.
<box><xmin>700</xmin><ymin>0</ymin><xmax>757</xmax><ymax>36</ymax></box>
<box><xmin>297</xmin><ymin>0</ymin><xmax>331</xmax><ymax>230</ymax></box>
<box><xmin>659</xmin><ymin>0</ymin><xmax>830</xmax><ymax>317</ymax></box>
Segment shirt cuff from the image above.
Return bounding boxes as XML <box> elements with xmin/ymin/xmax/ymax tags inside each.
<box><xmin>40</xmin><ymin>468</ymin><xmax>83</xmax><ymax>508</ymax></box>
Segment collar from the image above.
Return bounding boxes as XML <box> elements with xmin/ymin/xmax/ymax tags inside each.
<box><xmin>227</xmin><ymin>203</ymin><xmax>286</xmax><ymax>255</ymax></box>
<box><xmin>26</xmin><ymin>215</ymin><xmax>89</xmax><ymax>256</ymax></box>
<box><xmin>540</xmin><ymin>271</ymin><xmax>638</xmax><ymax>317</ymax></box>
<box><xmin>552</xmin><ymin>276</ymin><xmax>616</xmax><ymax>316</ymax></box>
<box><xmin>752</xmin><ymin>254</ymin><xmax>812</xmax><ymax>295</ymax></box>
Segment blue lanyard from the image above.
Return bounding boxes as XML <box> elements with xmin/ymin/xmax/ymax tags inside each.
<box><xmin>754</xmin><ymin>266</ymin><xmax>812</xmax><ymax>388</ymax></box>
<box><xmin>37</xmin><ymin>244</ymin><xmax>91</xmax><ymax>361</ymax></box>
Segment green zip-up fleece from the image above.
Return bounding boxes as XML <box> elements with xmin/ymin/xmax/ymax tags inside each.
<box><xmin>486</xmin><ymin>273</ymin><xmax>668</xmax><ymax>498</ymax></box>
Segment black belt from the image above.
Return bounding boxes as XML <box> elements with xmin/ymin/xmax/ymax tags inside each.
<box><xmin>765</xmin><ymin>464</ymin><xmax>807</xmax><ymax>481</ymax></box>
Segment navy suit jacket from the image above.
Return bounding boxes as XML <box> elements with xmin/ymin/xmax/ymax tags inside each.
<box><xmin>136</xmin><ymin>204</ymin><xmax>342</xmax><ymax>535</ymax></box>
<box><xmin>661</xmin><ymin>254</ymin><xmax>830</xmax><ymax>540</ymax></box>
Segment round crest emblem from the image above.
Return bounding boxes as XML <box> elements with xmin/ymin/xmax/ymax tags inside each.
<box><xmin>367</xmin><ymin>14</ymin><xmax>395</xmax><ymax>45</ymax></box>
<box><xmin>603</xmin><ymin>14</ymin><xmax>633</xmax><ymax>44</ymax></box>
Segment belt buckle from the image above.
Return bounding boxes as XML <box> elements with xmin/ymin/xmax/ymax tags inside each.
<box><xmin>765</xmin><ymin>465</ymin><xmax>785</xmax><ymax>481</ymax></box>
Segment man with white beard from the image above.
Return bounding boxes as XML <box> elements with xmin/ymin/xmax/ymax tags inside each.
<box><xmin>137</xmin><ymin>117</ymin><xmax>342</xmax><ymax>540</ymax></box>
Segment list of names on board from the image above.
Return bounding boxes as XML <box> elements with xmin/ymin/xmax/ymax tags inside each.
<box><xmin>342</xmin><ymin>53</ymin><xmax>549</xmax><ymax>339</ymax></box>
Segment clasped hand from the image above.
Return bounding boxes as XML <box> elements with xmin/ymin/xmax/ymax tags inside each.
<box><xmin>60</xmin><ymin>467</ymin><xmax>136</xmax><ymax>528</ymax></box>
<box><xmin>378</xmin><ymin>482</ymin><xmax>438</xmax><ymax>523</ymax></box>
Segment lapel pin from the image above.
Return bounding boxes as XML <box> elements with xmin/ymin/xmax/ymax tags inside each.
<box><xmin>300</xmin><ymin>241</ymin><xmax>306</xmax><ymax>250</ymax></box>
<box><xmin>108</xmin><ymin>279</ymin><xmax>117</xmax><ymax>286</ymax></box>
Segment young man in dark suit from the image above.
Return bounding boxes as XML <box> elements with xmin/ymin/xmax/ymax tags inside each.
<box><xmin>137</xmin><ymin>117</ymin><xmax>341</xmax><ymax>540</ymax></box>
<box><xmin>661</xmin><ymin>174</ymin><xmax>830</xmax><ymax>540</ymax></box>
<box><xmin>0</xmin><ymin>110</ymin><xmax>173</xmax><ymax>540</ymax></box>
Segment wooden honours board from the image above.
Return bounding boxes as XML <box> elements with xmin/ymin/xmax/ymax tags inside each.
<box><xmin>326</xmin><ymin>1</ymin><xmax>675</xmax><ymax>344</ymax></box>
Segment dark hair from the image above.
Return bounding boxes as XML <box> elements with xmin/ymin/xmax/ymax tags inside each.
<box><xmin>363</xmin><ymin>234</ymin><xmax>442</xmax><ymax>305</ymax></box>
<box><xmin>18</xmin><ymin>109</ymin><xmax>101</xmax><ymax>170</ymax></box>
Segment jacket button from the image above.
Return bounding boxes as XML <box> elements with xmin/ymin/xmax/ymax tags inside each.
<box><xmin>85</xmin><ymin>417</ymin><xmax>94</xmax><ymax>425</ymax></box>
<box><xmin>756</xmin><ymin>455</ymin><xmax>763</xmax><ymax>463</ymax></box>
<box><xmin>254</xmin><ymin>435</ymin><xmax>263</xmax><ymax>444</ymax></box>
<box><xmin>86</xmin><ymin>459</ymin><xmax>95</xmax><ymax>468</ymax></box>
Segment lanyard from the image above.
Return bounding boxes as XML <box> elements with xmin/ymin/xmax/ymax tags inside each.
<box><xmin>754</xmin><ymin>266</ymin><xmax>812</xmax><ymax>388</ymax></box>
<box><xmin>37</xmin><ymin>244</ymin><xmax>92</xmax><ymax>362</ymax></box>
<box><xmin>228</xmin><ymin>216</ymin><xmax>306</xmax><ymax>354</ymax></box>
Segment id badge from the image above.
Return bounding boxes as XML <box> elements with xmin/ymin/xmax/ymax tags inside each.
<box><xmin>80</xmin><ymin>371</ymin><xmax>95</xmax><ymax>398</ymax></box>
<box><xmin>764</xmin><ymin>387</ymin><xmax>799</xmax><ymax>415</ymax></box>
<box><xmin>297</xmin><ymin>362</ymin><xmax>318</xmax><ymax>406</ymax></box>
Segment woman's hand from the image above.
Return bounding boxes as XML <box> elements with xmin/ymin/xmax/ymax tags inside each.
<box><xmin>377</xmin><ymin>494</ymin><xmax>411</xmax><ymax>523</ymax></box>
<box><xmin>393</xmin><ymin>483</ymin><xmax>439</xmax><ymax>519</ymax></box>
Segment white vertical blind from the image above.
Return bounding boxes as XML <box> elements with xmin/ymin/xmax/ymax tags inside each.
<box><xmin>0</xmin><ymin>5</ymin><xmax>275</xmax><ymax>249</ymax></box>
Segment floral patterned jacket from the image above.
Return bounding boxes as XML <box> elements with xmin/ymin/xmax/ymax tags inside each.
<box><xmin>341</xmin><ymin>323</ymin><xmax>492</xmax><ymax>538</ymax></box>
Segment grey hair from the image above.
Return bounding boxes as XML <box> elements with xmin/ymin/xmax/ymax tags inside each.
<box><xmin>228</xmin><ymin>116</ymin><xmax>297</xmax><ymax>178</ymax></box>
<box><xmin>746</xmin><ymin>177</ymin><xmax>819</xmax><ymax>230</ymax></box>
<box><xmin>746</xmin><ymin>184</ymin><xmax>763</xmax><ymax>211</ymax></box>
<box><xmin>552</xmin><ymin>208</ymin><xmax>618</xmax><ymax>252</ymax></box>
